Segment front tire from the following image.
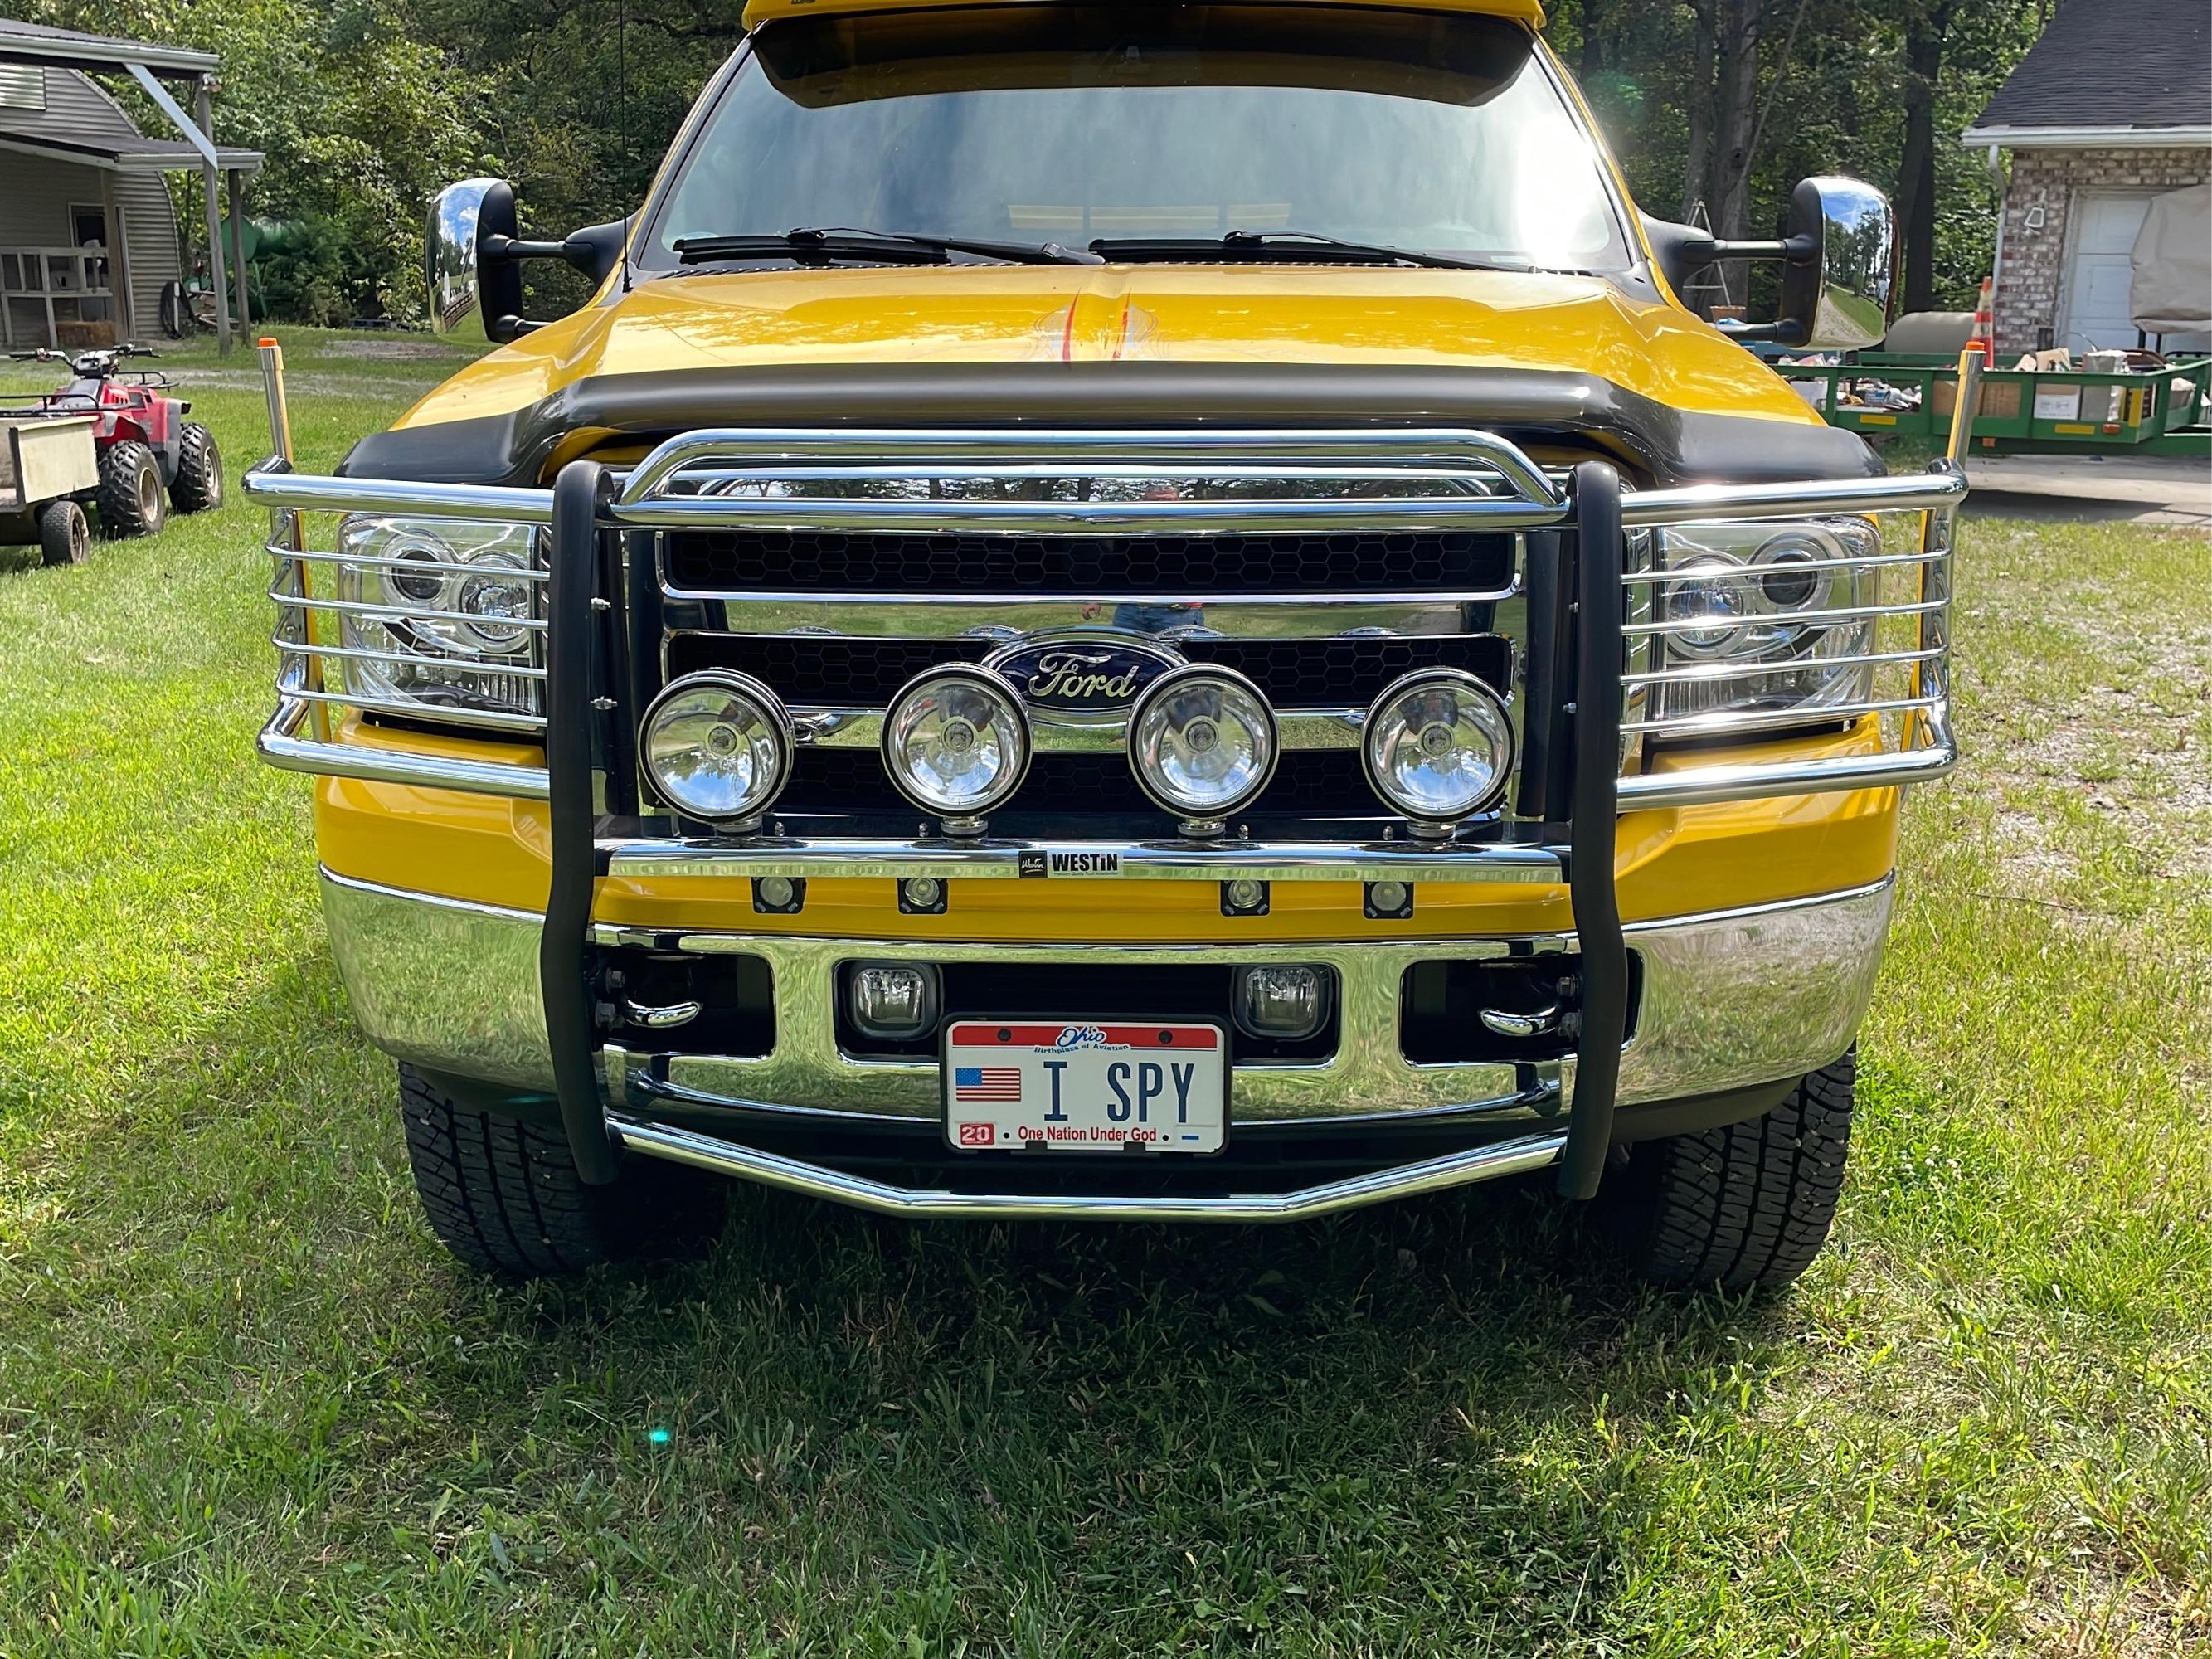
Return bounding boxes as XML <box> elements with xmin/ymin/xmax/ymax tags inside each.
<box><xmin>169</xmin><ymin>422</ymin><xmax>223</xmax><ymax>513</ymax></box>
<box><xmin>398</xmin><ymin>1066</ymin><xmax>721</xmax><ymax>1277</ymax></box>
<box><xmin>38</xmin><ymin>499</ymin><xmax>90</xmax><ymax>566</ymax></box>
<box><xmin>95</xmin><ymin>440</ymin><xmax>165</xmax><ymax>538</ymax></box>
<box><xmin>1609</xmin><ymin>1051</ymin><xmax>1855</xmax><ymax>1291</ymax></box>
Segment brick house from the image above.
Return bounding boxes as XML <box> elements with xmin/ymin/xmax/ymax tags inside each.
<box><xmin>1964</xmin><ymin>0</ymin><xmax>2210</xmax><ymax>358</ymax></box>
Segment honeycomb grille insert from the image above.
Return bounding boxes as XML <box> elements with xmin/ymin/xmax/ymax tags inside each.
<box><xmin>662</xmin><ymin>528</ymin><xmax>1514</xmax><ymax>594</ymax></box>
<box><xmin>665</xmin><ymin>633</ymin><xmax>1510</xmax><ymax>708</ymax></box>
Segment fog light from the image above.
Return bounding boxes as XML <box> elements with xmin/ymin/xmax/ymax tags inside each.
<box><xmin>643</xmin><ymin>671</ymin><xmax>792</xmax><ymax>828</ymax></box>
<box><xmin>848</xmin><ymin>963</ymin><xmax>940</xmax><ymax>1041</ymax></box>
<box><xmin>1236</xmin><ymin>966</ymin><xmax>1330</xmax><ymax>1042</ymax></box>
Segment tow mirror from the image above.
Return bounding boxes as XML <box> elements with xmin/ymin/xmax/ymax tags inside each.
<box><xmin>1776</xmin><ymin>178</ymin><xmax>1898</xmax><ymax>351</ymax></box>
<box><xmin>1644</xmin><ymin>176</ymin><xmax>1898</xmax><ymax>351</ymax></box>
<box><xmin>426</xmin><ymin>178</ymin><xmax>631</xmax><ymax>345</ymax></box>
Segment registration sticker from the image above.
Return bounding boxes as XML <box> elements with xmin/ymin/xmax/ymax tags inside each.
<box><xmin>943</xmin><ymin>1020</ymin><xmax>1228</xmax><ymax>1154</ymax></box>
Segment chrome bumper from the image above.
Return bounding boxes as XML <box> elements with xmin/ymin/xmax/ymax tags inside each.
<box><xmin>320</xmin><ymin>866</ymin><xmax>1893</xmax><ymax>1132</ymax></box>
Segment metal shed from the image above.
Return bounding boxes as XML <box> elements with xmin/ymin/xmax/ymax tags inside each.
<box><xmin>0</xmin><ymin>18</ymin><xmax>262</xmax><ymax>353</ymax></box>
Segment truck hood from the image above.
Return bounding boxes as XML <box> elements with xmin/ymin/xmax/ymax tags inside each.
<box><xmin>352</xmin><ymin>267</ymin><xmax>1874</xmax><ymax>487</ymax></box>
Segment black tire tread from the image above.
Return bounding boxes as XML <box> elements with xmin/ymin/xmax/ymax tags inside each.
<box><xmin>95</xmin><ymin>440</ymin><xmax>163</xmax><ymax>538</ymax></box>
<box><xmin>37</xmin><ymin>499</ymin><xmax>90</xmax><ymax>566</ymax></box>
<box><xmin>170</xmin><ymin>422</ymin><xmax>222</xmax><ymax>513</ymax></box>
<box><xmin>400</xmin><ymin>1067</ymin><xmax>630</xmax><ymax>1277</ymax></box>
<box><xmin>1616</xmin><ymin>1052</ymin><xmax>1855</xmax><ymax>1291</ymax></box>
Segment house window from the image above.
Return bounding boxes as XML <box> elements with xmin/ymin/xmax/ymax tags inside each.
<box><xmin>0</xmin><ymin>64</ymin><xmax>43</xmax><ymax>110</ymax></box>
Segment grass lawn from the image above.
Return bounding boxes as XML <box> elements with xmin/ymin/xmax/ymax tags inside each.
<box><xmin>0</xmin><ymin>328</ymin><xmax>2206</xmax><ymax>1656</ymax></box>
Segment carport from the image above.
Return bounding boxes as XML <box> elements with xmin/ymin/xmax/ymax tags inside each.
<box><xmin>0</xmin><ymin>17</ymin><xmax>263</xmax><ymax>353</ymax></box>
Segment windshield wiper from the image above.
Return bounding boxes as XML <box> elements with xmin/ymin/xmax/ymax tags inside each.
<box><xmin>674</xmin><ymin>226</ymin><xmax>1104</xmax><ymax>267</ymax></box>
<box><xmin>1089</xmin><ymin>230</ymin><xmax>1530</xmax><ymax>273</ymax></box>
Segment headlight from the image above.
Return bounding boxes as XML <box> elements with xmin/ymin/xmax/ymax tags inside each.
<box><xmin>336</xmin><ymin>517</ymin><xmax>544</xmax><ymax>725</ymax></box>
<box><xmin>1648</xmin><ymin>518</ymin><xmax>1879</xmax><ymax>728</ymax></box>
<box><xmin>1127</xmin><ymin>665</ymin><xmax>1278</xmax><ymax>829</ymax></box>
<box><xmin>881</xmin><ymin>667</ymin><xmax>1032</xmax><ymax>824</ymax></box>
<box><xmin>642</xmin><ymin>671</ymin><xmax>792</xmax><ymax>826</ymax></box>
<box><xmin>1363</xmin><ymin>669</ymin><xmax>1514</xmax><ymax>829</ymax></box>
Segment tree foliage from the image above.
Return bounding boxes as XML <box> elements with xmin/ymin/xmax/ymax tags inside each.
<box><xmin>25</xmin><ymin>0</ymin><xmax>2047</xmax><ymax>324</ymax></box>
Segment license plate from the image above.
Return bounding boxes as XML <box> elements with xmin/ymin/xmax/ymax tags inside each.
<box><xmin>943</xmin><ymin>1021</ymin><xmax>1227</xmax><ymax>1155</ymax></box>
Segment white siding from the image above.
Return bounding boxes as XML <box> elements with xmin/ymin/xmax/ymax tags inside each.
<box><xmin>0</xmin><ymin>66</ymin><xmax>182</xmax><ymax>341</ymax></box>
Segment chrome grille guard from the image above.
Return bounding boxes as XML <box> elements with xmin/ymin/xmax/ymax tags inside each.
<box><xmin>250</xmin><ymin>424</ymin><xmax>1968</xmax><ymax>818</ymax></box>
<box><xmin>246</xmin><ymin>341</ymin><xmax>1979</xmax><ymax>1200</ymax></box>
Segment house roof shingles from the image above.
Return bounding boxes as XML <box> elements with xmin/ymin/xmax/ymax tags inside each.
<box><xmin>1969</xmin><ymin>0</ymin><xmax>2211</xmax><ymax>139</ymax></box>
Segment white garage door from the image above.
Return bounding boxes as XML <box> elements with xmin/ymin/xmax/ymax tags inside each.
<box><xmin>2065</xmin><ymin>191</ymin><xmax>2212</xmax><ymax>353</ymax></box>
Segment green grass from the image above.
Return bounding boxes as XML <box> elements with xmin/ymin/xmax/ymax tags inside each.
<box><xmin>0</xmin><ymin>327</ymin><xmax>2206</xmax><ymax>1656</ymax></box>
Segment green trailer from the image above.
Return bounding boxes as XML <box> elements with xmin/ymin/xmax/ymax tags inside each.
<box><xmin>1779</xmin><ymin>351</ymin><xmax>2212</xmax><ymax>457</ymax></box>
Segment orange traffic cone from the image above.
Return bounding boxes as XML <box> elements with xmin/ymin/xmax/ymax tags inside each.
<box><xmin>1966</xmin><ymin>278</ymin><xmax>1995</xmax><ymax>366</ymax></box>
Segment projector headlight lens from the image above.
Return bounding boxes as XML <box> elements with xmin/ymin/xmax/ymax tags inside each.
<box><xmin>1648</xmin><ymin>518</ymin><xmax>1881</xmax><ymax>727</ymax></box>
<box><xmin>1127</xmin><ymin>665</ymin><xmax>1279</xmax><ymax>823</ymax></box>
<box><xmin>1363</xmin><ymin>669</ymin><xmax>1515</xmax><ymax>825</ymax></box>
<box><xmin>642</xmin><ymin>671</ymin><xmax>792</xmax><ymax>825</ymax></box>
<box><xmin>334</xmin><ymin>516</ymin><xmax>545</xmax><ymax>725</ymax></box>
<box><xmin>882</xmin><ymin>666</ymin><xmax>1032</xmax><ymax>818</ymax></box>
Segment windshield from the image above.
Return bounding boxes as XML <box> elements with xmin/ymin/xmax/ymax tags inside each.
<box><xmin>644</xmin><ymin>4</ymin><xmax>1631</xmax><ymax>271</ymax></box>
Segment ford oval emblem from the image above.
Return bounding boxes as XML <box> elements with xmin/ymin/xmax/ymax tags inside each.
<box><xmin>985</xmin><ymin>635</ymin><xmax>1185</xmax><ymax>722</ymax></box>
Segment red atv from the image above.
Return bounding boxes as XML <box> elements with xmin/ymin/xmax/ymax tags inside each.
<box><xmin>5</xmin><ymin>345</ymin><xmax>222</xmax><ymax>537</ymax></box>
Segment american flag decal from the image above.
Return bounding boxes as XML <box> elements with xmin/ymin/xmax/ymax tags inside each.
<box><xmin>954</xmin><ymin>1067</ymin><xmax>1023</xmax><ymax>1103</ymax></box>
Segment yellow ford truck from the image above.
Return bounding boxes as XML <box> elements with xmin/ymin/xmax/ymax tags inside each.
<box><xmin>249</xmin><ymin>0</ymin><xmax>1971</xmax><ymax>1288</ymax></box>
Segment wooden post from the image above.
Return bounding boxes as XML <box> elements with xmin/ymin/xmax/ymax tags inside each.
<box><xmin>226</xmin><ymin>169</ymin><xmax>250</xmax><ymax>336</ymax></box>
<box><xmin>194</xmin><ymin>76</ymin><xmax>231</xmax><ymax>354</ymax></box>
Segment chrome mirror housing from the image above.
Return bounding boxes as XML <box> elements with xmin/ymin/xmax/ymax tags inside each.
<box><xmin>426</xmin><ymin>178</ymin><xmax>523</xmax><ymax>343</ymax></box>
<box><xmin>1782</xmin><ymin>177</ymin><xmax>1898</xmax><ymax>353</ymax></box>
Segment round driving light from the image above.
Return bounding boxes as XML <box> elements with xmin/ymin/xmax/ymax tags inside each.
<box><xmin>1362</xmin><ymin>669</ymin><xmax>1514</xmax><ymax>830</ymax></box>
<box><xmin>882</xmin><ymin>667</ymin><xmax>1032</xmax><ymax>822</ymax></box>
<box><xmin>1126</xmin><ymin>665</ymin><xmax>1278</xmax><ymax>829</ymax></box>
<box><xmin>642</xmin><ymin>671</ymin><xmax>792</xmax><ymax>826</ymax></box>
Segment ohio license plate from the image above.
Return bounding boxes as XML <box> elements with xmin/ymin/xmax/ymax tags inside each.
<box><xmin>943</xmin><ymin>1021</ymin><xmax>1227</xmax><ymax>1155</ymax></box>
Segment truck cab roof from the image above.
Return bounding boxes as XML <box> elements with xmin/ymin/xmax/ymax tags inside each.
<box><xmin>742</xmin><ymin>0</ymin><xmax>1547</xmax><ymax>29</ymax></box>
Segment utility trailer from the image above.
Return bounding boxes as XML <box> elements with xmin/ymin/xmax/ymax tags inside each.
<box><xmin>0</xmin><ymin>413</ymin><xmax>99</xmax><ymax>567</ymax></box>
<box><xmin>1780</xmin><ymin>352</ymin><xmax>2212</xmax><ymax>456</ymax></box>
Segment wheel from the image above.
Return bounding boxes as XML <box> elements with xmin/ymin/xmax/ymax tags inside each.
<box><xmin>1608</xmin><ymin>1051</ymin><xmax>1855</xmax><ymax>1291</ymax></box>
<box><xmin>169</xmin><ymin>422</ymin><xmax>223</xmax><ymax>513</ymax></box>
<box><xmin>397</xmin><ymin>1065</ymin><xmax>722</xmax><ymax>1277</ymax></box>
<box><xmin>95</xmin><ymin>440</ymin><xmax>165</xmax><ymax>538</ymax></box>
<box><xmin>37</xmin><ymin>499</ymin><xmax>90</xmax><ymax>566</ymax></box>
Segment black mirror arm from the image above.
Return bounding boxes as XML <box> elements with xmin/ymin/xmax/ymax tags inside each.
<box><xmin>484</xmin><ymin>219</ymin><xmax>630</xmax><ymax>285</ymax></box>
<box><xmin>1682</xmin><ymin>233</ymin><xmax>1820</xmax><ymax>266</ymax></box>
<box><xmin>1717</xmin><ymin>319</ymin><xmax>1811</xmax><ymax>346</ymax></box>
